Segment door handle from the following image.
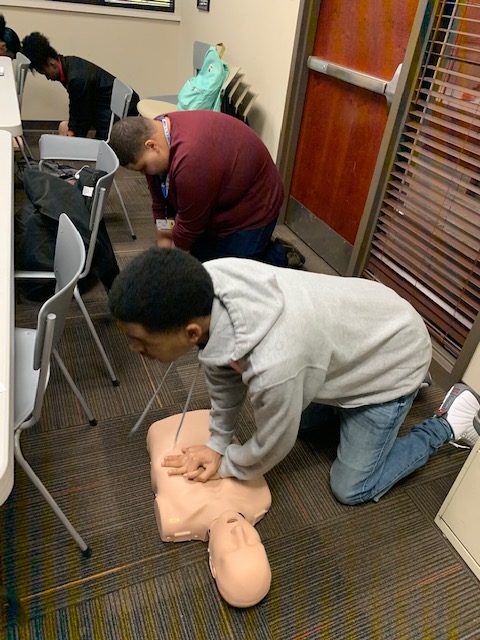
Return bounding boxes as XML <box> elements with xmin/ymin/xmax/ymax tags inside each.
<box><xmin>307</xmin><ymin>57</ymin><xmax>402</xmax><ymax>107</ymax></box>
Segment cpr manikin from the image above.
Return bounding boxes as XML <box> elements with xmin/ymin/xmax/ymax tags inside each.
<box><xmin>146</xmin><ymin>409</ymin><xmax>272</xmax><ymax>608</ymax></box>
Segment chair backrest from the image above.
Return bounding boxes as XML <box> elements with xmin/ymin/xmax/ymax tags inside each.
<box><xmin>83</xmin><ymin>141</ymin><xmax>119</xmax><ymax>277</ymax></box>
<box><xmin>107</xmin><ymin>78</ymin><xmax>134</xmax><ymax>141</ymax></box>
<box><xmin>15</xmin><ymin>52</ymin><xmax>31</xmax><ymax>110</ymax></box>
<box><xmin>37</xmin><ymin>135</ymin><xmax>119</xmax><ymax>280</ymax></box>
<box><xmin>193</xmin><ymin>41</ymin><xmax>211</xmax><ymax>74</ymax></box>
<box><xmin>34</xmin><ymin>214</ymin><xmax>85</xmax><ymax>371</ymax></box>
<box><xmin>38</xmin><ymin>133</ymin><xmax>100</xmax><ymax>164</ymax></box>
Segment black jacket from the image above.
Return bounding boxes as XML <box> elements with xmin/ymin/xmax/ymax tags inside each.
<box><xmin>15</xmin><ymin>169</ymin><xmax>119</xmax><ymax>301</ymax></box>
<box><xmin>61</xmin><ymin>55</ymin><xmax>140</xmax><ymax>139</ymax></box>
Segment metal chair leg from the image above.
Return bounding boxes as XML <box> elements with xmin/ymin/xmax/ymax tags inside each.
<box><xmin>113</xmin><ymin>179</ymin><xmax>136</xmax><ymax>239</ymax></box>
<box><xmin>14</xmin><ymin>429</ymin><xmax>91</xmax><ymax>556</ymax></box>
<box><xmin>73</xmin><ymin>286</ymin><xmax>119</xmax><ymax>386</ymax></box>
<box><xmin>21</xmin><ymin>135</ymin><xmax>35</xmax><ymax>161</ymax></box>
<box><xmin>53</xmin><ymin>350</ymin><xmax>97</xmax><ymax>426</ymax></box>
<box><xmin>14</xmin><ymin>136</ymin><xmax>31</xmax><ymax>166</ymax></box>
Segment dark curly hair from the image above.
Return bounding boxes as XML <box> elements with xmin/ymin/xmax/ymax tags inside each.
<box><xmin>0</xmin><ymin>15</ymin><xmax>20</xmax><ymax>58</ymax></box>
<box><xmin>21</xmin><ymin>32</ymin><xmax>58</xmax><ymax>72</ymax></box>
<box><xmin>108</xmin><ymin>248</ymin><xmax>214</xmax><ymax>332</ymax></box>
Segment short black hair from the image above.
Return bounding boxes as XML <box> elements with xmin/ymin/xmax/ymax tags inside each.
<box><xmin>21</xmin><ymin>32</ymin><xmax>58</xmax><ymax>72</ymax></box>
<box><xmin>109</xmin><ymin>116</ymin><xmax>155</xmax><ymax>166</ymax></box>
<box><xmin>0</xmin><ymin>15</ymin><xmax>20</xmax><ymax>57</ymax></box>
<box><xmin>108</xmin><ymin>248</ymin><xmax>214</xmax><ymax>332</ymax></box>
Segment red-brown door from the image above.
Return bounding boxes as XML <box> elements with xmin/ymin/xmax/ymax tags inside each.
<box><xmin>286</xmin><ymin>0</ymin><xmax>419</xmax><ymax>273</ymax></box>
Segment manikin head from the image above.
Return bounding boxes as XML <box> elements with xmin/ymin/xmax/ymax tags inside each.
<box><xmin>0</xmin><ymin>15</ymin><xmax>20</xmax><ymax>59</ymax></box>
<box><xmin>108</xmin><ymin>248</ymin><xmax>214</xmax><ymax>363</ymax></box>
<box><xmin>208</xmin><ymin>510</ymin><xmax>271</xmax><ymax>608</ymax></box>
<box><xmin>110</xmin><ymin>116</ymin><xmax>170</xmax><ymax>175</ymax></box>
<box><xmin>21</xmin><ymin>32</ymin><xmax>61</xmax><ymax>80</ymax></box>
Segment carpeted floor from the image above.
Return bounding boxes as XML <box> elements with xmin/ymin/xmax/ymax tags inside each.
<box><xmin>2</xmin><ymin>131</ymin><xmax>480</xmax><ymax>640</ymax></box>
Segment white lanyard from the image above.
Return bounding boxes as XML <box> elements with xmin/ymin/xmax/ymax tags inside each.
<box><xmin>159</xmin><ymin>116</ymin><xmax>170</xmax><ymax>199</ymax></box>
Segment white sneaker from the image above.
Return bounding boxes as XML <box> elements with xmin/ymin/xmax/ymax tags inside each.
<box><xmin>435</xmin><ymin>383</ymin><xmax>480</xmax><ymax>448</ymax></box>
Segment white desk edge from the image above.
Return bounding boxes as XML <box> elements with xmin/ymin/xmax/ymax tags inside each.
<box><xmin>0</xmin><ymin>56</ymin><xmax>22</xmax><ymax>137</ymax></box>
<box><xmin>0</xmin><ymin>129</ymin><xmax>14</xmax><ymax>504</ymax></box>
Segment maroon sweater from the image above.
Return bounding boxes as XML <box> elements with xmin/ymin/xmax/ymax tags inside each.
<box><xmin>146</xmin><ymin>110</ymin><xmax>284</xmax><ymax>251</ymax></box>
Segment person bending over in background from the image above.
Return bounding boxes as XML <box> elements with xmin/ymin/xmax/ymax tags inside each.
<box><xmin>21</xmin><ymin>32</ymin><xmax>140</xmax><ymax>140</ymax></box>
<box><xmin>108</xmin><ymin>248</ymin><xmax>480</xmax><ymax>496</ymax></box>
<box><xmin>109</xmin><ymin>112</ymin><xmax>304</xmax><ymax>267</ymax></box>
<box><xmin>0</xmin><ymin>14</ymin><xmax>20</xmax><ymax>59</ymax></box>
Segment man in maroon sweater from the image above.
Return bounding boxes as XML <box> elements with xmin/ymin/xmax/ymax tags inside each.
<box><xmin>109</xmin><ymin>112</ymin><xmax>303</xmax><ymax>266</ymax></box>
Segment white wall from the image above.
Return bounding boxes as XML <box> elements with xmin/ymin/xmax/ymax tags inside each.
<box><xmin>0</xmin><ymin>0</ymin><xmax>301</xmax><ymax>157</ymax></box>
<box><xmin>178</xmin><ymin>0</ymin><xmax>301</xmax><ymax>156</ymax></box>
<box><xmin>0</xmin><ymin>1</ymin><xmax>181</xmax><ymax>125</ymax></box>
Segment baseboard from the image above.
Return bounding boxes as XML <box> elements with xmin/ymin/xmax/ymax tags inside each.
<box><xmin>22</xmin><ymin>120</ymin><xmax>61</xmax><ymax>131</ymax></box>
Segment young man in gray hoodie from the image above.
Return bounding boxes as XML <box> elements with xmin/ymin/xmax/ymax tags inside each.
<box><xmin>109</xmin><ymin>248</ymin><xmax>480</xmax><ymax>504</ymax></box>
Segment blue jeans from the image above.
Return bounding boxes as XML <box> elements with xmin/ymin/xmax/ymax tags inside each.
<box><xmin>300</xmin><ymin>393</ymin><xmax>453</xmax><ymax>504</ymax></box>
<box><xmin>190</xmin><ymin>220</ymin><xmax>288</xmax><ymax>266</ymax></box>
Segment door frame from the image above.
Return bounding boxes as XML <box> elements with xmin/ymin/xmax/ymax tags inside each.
<box><xmin>276</xmin><ymin>0</ymin><xmax>322</xmax><ymax>224</ymax></box>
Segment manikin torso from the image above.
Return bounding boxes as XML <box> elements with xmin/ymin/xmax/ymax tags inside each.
<box><xmin>147</xmin><ymin>410</ymin><xmax>272</xmax><ymax>607</ymax></box>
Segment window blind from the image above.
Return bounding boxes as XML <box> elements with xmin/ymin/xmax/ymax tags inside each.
<box><xmin>363</xmin><ymin>0</ymin><xmax>480</xmax><ymax>358</ymax></box>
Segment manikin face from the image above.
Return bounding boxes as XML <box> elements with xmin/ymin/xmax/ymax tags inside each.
<box><xmin>209</xmin><ymin>512</ymin><xmax>262</xmax><ymax>559</ymax></box>
<box><xmin>39</xmin><ymin>58</ymin><xmax>61</xmax><ymax>81</ymax></box>
<box><xmin>208</xmin><ymin>510</ymin><xmax>272</xmax><ymax>608</ymax></box>
<box><xmin>118</xmin><ymin>321</ymin><xmax>201</xmax><ymax>363</ymax></box>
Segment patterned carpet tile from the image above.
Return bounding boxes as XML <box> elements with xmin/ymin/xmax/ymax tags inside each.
<box><xmin>4</xmin><ymin>132</ymin><xmax>478</xmax><ymax>639</ymax></box>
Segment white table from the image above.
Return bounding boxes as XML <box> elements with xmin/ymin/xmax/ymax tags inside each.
<box><xmin>0</xmin><ymin>129</ymin><xmax>14</xmax><ymax>504</ymax></box>
<box><xmin>0</xmin><ymin>56</ymin><xmax>22</xmax><ymax>137</ymax></box>
<box><xmin>137</xmin><ymin>98</ymin><xmax>177</xmax><ymax>119</ymax></box>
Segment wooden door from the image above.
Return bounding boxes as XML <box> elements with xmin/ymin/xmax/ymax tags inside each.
<box><xmin>286</xmin><ymin>0</ymin><xmax>419</xmax><ymax>273</ymax></box>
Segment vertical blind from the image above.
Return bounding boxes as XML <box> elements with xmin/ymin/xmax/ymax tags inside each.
<box><xmin>363</xmin><ymin>0</ymin><xmax>480</xmax><ymax>358</ymax></box>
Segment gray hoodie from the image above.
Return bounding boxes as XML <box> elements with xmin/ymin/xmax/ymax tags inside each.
<box><xmin>199</xmin><ymin>259</ymin><xmax>432</xmax><ymax>480</ymax></box>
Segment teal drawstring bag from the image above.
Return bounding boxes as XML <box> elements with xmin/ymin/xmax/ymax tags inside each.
<box><xmin>177</xmin><ymin>44</ymin><xmax>229</xmax><ymax>112</ymax></box>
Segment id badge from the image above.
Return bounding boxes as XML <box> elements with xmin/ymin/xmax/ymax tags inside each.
<box><xmin>156</xmin><ymin>218</ymin><xmax>175</xmax><ymax>231</ymax></box>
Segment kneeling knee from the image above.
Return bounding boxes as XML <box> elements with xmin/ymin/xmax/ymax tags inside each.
<box><xmin>330</xmin><ymin>481</ymin><xmax>359</xmax><ymax>505</ymax></box>
<box><xmin>330</xmin><ymin>465</ymin><xmax>367</xmax><ymax>506</ymax></box>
